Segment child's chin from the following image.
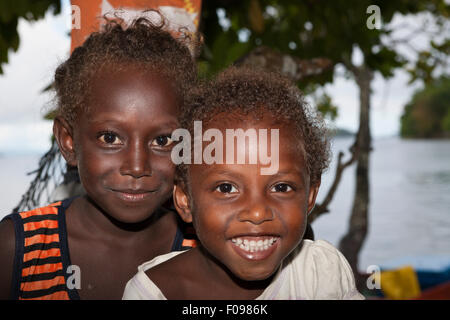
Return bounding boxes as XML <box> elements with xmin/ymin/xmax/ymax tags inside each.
<box><xmin>107</xmin><ymin>207</ymin><xmax>159</xmax><ymax>225</ymax></box>
<box><xmin>235</xmin><ymin>267</ymin><xmax>277</xmax><ymax>282</ymax></box>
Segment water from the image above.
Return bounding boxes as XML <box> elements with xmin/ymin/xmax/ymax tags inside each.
<box><xmin>1</xmin><ymin>137</ymin><xmax>450</xmax><ymax>271</ymax></box>
<box><xmin>313</xmin><ymin>137</ymin><xmax>450</xmax><ymax>271</ymax></box>
<box><xmin>0</xmin><ymin>153</ymin><xmax>43</xmax><ymax>217</ymax></box>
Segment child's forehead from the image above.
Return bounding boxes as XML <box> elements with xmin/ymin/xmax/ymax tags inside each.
<box><xmin>90</xmin><ymin>62</ymin><xmax>172</xmax><ymax>85</ymax></box>
<box><xmin>195</xmin><ymin>112</ymin><xmax>308</xmax><ymax>168</ymax></box>
<box><xmin>86</xmin><ymin>64</ymin><xmax>176</xmax><ymax>103</ymax></box>
<box><xmin>70</xmin><ymin>64</ymin><xmax>179</xmax><ymax>128</ymax></box>
<box><xmin>205</xmin><ymin>110</ymin><xmax>300</xmax><ymax>138</ymax></box>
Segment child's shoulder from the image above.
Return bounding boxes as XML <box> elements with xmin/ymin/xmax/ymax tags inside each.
<box><xmin>139</xmin><ymin>250</ymin><xmax>186</xmax><ymax>273</ymax></box>
<box><xmin>0</xmin><ymin>199</ymin><xmax>76</xmax><ymax>300</ymax></box>
<box><xmin>1</xmin><ymin>199</ymin><xmax>72</xmax><ymax>232</ymax></box>
<box><xmin>123</xmin><ymin>250</ymin><xmax>190</xmax><ymax>300</ymax></box>
<box><xmin>3</xmin><ymin>198</ymin><xmax>74</xmax><ymax>220</ymax></box>
<box><xmin>15</xmin><ymin>200</ymin><xmax>64</xmax><ymax>217</ymax></box>
<box><xmin>289</xmin><ymin>239</ymin><xmax>351</xmax><ymax>272</ymax></box>
<box><xmin>300</xmin><ymin>239</ymin><xmax>344</xmax><ymax>258</ymax></box>
<box><xmin>280</xmin><ymin>239</ymin><xmax>364</xmax><ymax>299</ymax></box>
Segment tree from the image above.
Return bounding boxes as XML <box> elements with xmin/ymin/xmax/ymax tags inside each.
<box><xmin>198</xmin><ymin>0</ymin><xmax>450</xmax><ymax>288</ymax></box>
<box><xmin>401</xmin><ymin>76</ymin><xmax>450</xmax><ymax>138</ymax></box>
<box><xmin>0</xmin><ymin>0</ymin><xmax>61</xmax><ymax>74</ymax></box>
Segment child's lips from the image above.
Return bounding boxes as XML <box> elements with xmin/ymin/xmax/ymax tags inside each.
<box><xmin>110</xmin><ymin>188</ymin><xmax>158</xmax><ymax>202</ymax></box>
<box><xmin>229</xmin><ymin>235</ymin><xmax>280</xmax><ymax>261</ymax></box>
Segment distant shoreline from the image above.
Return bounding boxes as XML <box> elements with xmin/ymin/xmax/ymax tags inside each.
<box><xmin>331</xmin><ymin>128</ymin><xmax>354</xmax><ymax>137</ymax></box>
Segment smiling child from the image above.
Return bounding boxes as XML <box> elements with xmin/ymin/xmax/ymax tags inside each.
<box><xmin>122</xmin><ymin>67</ymin><xmax>365</xmax><ymax>300</ymax></box>
<box><xmin>0</xmin><ymin>15</ymin><xmax>197</xmax><ymax>300</ymax></box>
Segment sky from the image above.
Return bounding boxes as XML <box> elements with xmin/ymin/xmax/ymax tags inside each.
<box><xmin>0</xmin><ymin>2</ymin><xmax>437</xmax><ymax>155</ymax></box>
<box><xmin>0</xmin><ymin>2</ymin><xmax>71</xmax><ymax>154</ymax></box>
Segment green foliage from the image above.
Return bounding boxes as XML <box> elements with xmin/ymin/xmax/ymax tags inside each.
<box><xmin>314</xmin><ymin>92</ymin><xmax>338</xmax><ymax>121</ymax></box>
<box><xmin>408</xmin><ymin>39</ymin><xmax>450</xmax><ymax>84</ymax></box>
<box><xmin>201</xmin><ymin>1</ymin><xmax>447</xmax><ymax>75</ymax></box>
<box><xmin>441</xmin><ymin>109</ymin><xmax>450</xmax><ymax>132</ymax></box>
<box><xmin>0</xmin><ymin>0</ymin><xmax>61</xmax><ymax>74</ymax></box>
<box><xmin>199</xmin><ymin>0</ymin><xmax>449</xmax><ymax>118</ymax></box>
<box><xmin>400</xmin><ymin>76</ymin><xmax>450</xmax><ymax>138</ymax></box>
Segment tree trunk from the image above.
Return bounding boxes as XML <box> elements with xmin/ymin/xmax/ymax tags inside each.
<box><xmin>338</xmin><ymin>64</ymin><xmax>373</xmax><ymax>289</ymax></box>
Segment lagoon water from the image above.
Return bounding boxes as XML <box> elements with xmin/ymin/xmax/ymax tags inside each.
<box><xmin>313</xmin><ymin>137</ymin><xmax>450</xmax><ymax>271</ymax></box>
<box><xmin>1</xmin><ymin>137</ymin><xmax>449</xmax><ymax>271</ymax></box>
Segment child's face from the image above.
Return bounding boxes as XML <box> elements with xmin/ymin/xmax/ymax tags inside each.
<box><xmin>56</xmin><ymin>65</ymin><xmax>179</xmax><ymax>223</ymax></box>
<box><xmin>174</xmin><ymin>113</ymin><xmax>320</xmax><ymax>281</ymax></box>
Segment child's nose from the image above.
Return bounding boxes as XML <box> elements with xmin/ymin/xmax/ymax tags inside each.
<box><xmin>120</xmin><ymin>141</ymin><xmax>152</xmax><ymax>178</ymax></box>
<box><xmin>236</xmin><ymin>198</ymin><xmax>274</xmax><ymax>225</ymax></box>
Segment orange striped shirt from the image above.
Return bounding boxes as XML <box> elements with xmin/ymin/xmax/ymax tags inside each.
<box><xmin>3</xmin><ymin>197</ymin><xmax>197</xmax><ymax>300</ymax></box>
<box><xmin>3</xmin><ymin>200</ymin><xmax>73</xmax><ymax>299</ymax></box>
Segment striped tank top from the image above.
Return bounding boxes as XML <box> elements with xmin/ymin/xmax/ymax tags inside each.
<box><xmin>2</xmin><ymin>197</ymin><xmax>197</xmax><ymax>300</ymax></box>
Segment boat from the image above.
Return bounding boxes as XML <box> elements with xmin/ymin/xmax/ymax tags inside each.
<box><xmin>364</xmin><ymin>255</ymin><xmax>450</xmax><ymax>299</ymax></box>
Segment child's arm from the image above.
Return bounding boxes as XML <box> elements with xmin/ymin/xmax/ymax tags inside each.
<box><xmin>0</xmin><ymin>219</ymin><xmax>15</xmax><ymax>300</ymax></box>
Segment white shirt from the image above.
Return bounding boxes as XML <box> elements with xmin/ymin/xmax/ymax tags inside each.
<box><xmin>122</xmin><ymin>239</ymin><xmax>365</xmax><ymax>300</ymax></box>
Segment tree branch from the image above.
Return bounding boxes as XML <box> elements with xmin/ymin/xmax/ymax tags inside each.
<box><xmin>234</xmin><ymin>46</ymin><xmax>333</xmax><ymax>81</ymax></box>
<box><xmin>308</xmin><ymin>135</ymin><xmax>359</xmax><ymax>223</ymax></box>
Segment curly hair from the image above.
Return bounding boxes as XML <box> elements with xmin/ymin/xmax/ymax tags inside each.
<box><xmin>178</xmin><ymin>66</ymin><xmax>331</xmax><ymax>186</ymax></box>
<box><xmin>54</xmin><ymin>11</ymin><xmax>197</xmax><ymax>126</ymax></box>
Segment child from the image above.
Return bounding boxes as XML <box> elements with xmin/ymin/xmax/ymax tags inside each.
<box><xmin>122</xmin><ymin>67</ymin><xmax>365</xmax><ymax>300</ymax></box>
<box><xmin>0</xmin><ymin>15</ymin><xmax>197</xmax><ymax>300</ymax></box>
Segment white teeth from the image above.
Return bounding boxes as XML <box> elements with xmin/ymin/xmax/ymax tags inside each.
<box><xmin>231</xmin><ymin>237</ymin><xmax>278</xmax><ymax>252</ymax></box>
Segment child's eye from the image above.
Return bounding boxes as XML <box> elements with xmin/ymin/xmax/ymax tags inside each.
<box><xmin>98</xmin><ymin>132</ymin><xmax>122</xmax><ymax>145</ymax></box>
<box><xmin>151</xmin><ymin>135</ymin><xmax>174</xmax><ymax>147</ymax></box>
<box><xmin>215</xmin><ymin>183</ymin><xmax>238</xmax><ymax>194</ymax></box>
<box><xmin>270</xmin><ymin>183</ymin><xmax>293</xmax><ymax>193</ymax></box>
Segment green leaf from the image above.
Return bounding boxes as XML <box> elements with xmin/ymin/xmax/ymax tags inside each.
<box><xmin>0</xmin><ymin>0</ymin><xmax>61</xmax><ymax>74</ymax></box>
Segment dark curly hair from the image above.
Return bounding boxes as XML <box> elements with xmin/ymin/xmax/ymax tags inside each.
<box><xmin>54</xmin><ymin>11</ymin><xmax>197</xmax><ymax>126</ymax></box>
<box><xmin>177</xmin><ymin>66</ymin><xmax>330</xmax><ymax>186</ymax></box>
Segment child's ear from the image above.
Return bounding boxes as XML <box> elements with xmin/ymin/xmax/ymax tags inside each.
<box><xmin>173</xmin><ymin>184</ymin><xmax>193</xmax><ymax>223</ymax></box>
<box><xmin>307</xmin><ymin>179</ymin><xmax>321</xmax><ymax>215</ymax></box>
<box><xmin>53</xmin><ymin>117</ymin><xmax>77</xmax><ymax>167</ymax></box>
